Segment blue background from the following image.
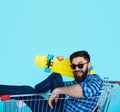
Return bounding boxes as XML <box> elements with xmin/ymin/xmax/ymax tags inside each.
<box><xmin>0</xmin><ymin>0</ymin><xmax>120</xmax><ymax>111</ymax></box>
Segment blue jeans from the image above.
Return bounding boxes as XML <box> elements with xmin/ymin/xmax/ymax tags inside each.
<box><xmin>0</xmin><ymin>73</ymin><xmax>65</xmax><ymax>112</ymax></box>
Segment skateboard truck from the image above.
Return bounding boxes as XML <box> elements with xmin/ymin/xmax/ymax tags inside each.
<box><xmin>45</xmin><ymin>54</ymin><xmax>54</xmax><ymax>73</ymax></box>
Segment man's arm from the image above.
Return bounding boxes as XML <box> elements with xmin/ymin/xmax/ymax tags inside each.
<box><xmin>48</xmin><ymin>84</ymin><xmax>83</xmax><ymax>109</ymax></box>
<box><xmin>53</xmin><ymin>84</ymin><xmax>83</xmax><ymax>98</ymax></box>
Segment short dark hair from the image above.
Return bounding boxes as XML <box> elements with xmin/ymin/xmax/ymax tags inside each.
<box><xmin>70</xmin><ymin>50</ymin><xmax>90</xmax><ymax>62</ymax></box>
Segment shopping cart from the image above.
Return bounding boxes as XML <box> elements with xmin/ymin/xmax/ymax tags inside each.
<box><xmin>95</xmin><ymin>79</ymin><xmax>120</xmax><ymax>112</ymax></box>
<box><xmin>1</xmin><ymin>79</ymin><xmax>120</xmax><ymax>112</ymax></box>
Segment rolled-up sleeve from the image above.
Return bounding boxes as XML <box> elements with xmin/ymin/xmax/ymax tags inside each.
<box><xmin>80</xmin><ymin>75</ymin><xmax>103</xmax><ymax>97</ymax></box>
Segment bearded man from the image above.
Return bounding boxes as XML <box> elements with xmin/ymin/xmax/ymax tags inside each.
<box><xmin>48</xmin><ymin>50</ymin><xmax>103</xmax><ymax>112</ymax></box>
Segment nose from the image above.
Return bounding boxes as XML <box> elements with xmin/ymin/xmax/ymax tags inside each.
<box><xmin>75</xmin><ymin>66</ymin><xmax>80</xmax><ymax>70</ymax></box>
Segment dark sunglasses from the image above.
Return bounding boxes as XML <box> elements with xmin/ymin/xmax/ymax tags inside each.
<box><xmin>70</xmin><ymin>62</ymin><xmax>88</xmax><ymax>69</ymax></box>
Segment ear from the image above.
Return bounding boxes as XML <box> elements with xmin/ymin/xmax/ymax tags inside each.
<box><xmin>88</xmin><ymin>62</ymin><xmax>91</xmax><ymax>68</ymax></box>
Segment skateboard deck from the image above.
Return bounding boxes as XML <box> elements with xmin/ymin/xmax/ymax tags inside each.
<box><xmin>34</xmin><ymin>55</ymin><xmax>95</xmax><ymax>78</ymax></box>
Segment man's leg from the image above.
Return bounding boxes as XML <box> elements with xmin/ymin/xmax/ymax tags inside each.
<box><xmin>0</xmin><ymin>73</ymin><xmax>64</xmax><ymax>96</ymax></box>
<box><xmin>0</xmin><ymin>85</ymin><xmax>36</xmax><ymax>96</ymax></box>
<box><xmin>35</xmin><ymin>73</ymin><xmax>64</xmax><ymax>93</ymax></box>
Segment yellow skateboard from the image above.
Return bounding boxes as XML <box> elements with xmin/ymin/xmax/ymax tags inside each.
<box><xmin>34</xmin><ymin>54</ymin><xmax>95</xmax><ymax>78</ymax></box>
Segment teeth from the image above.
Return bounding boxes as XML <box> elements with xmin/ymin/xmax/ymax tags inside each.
<box><xmin>75</xmin><ymin>70</ymin><xmax>82</xmax><ymax>73</ymax></box>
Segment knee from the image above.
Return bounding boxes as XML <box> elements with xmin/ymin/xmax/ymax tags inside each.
<box><xmin>50</xmin><ymin>73</ymin><xmax>62</xmax><ymax>78</ymax></box>
<box><xmin>50</xmin><ymin>73</ymin><xmax>63</xmax><ymax>84</ymax></box>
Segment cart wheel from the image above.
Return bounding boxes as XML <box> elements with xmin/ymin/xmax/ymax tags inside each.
<box><xmin>45</xmin><ymin>68</ymin><xmax>51</xmax><ymax>73</ymax></box>
<box><xmin>48</xmin><ymin>54</ymin><xmax>54</xmax><ymax>60</ymax></box>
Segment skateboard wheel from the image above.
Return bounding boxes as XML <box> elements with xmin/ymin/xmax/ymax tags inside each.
<box><xmin>48</xmin><ymin>54</ymin><xmax>54</xmax><ymax>60</ymax></box>
<box><xmin>89</xmin><ymin>66</ymin><xmax>93</xmax><ymax>70</ymax></box>
<box><xmin>45</xmin><ymin>68</ymin><xmax>51</xmax><ymax>73</ymax></box>
<box><xmin>90</xmin><ymin>70</ymin><xmax>95</xmax><ymax>74</ymax></box>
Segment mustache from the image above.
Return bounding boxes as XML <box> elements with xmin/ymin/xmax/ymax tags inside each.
<box><xmin>74</xmin><ymin>70</ymin><xmax>84</xmax><ymax>73</ymax></box>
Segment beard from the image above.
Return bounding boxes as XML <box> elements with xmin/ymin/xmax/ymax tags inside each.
<box><xmin>73</xmin><ymin>67</ymin><xmax>88</xmax><ymax>83</ymax></box>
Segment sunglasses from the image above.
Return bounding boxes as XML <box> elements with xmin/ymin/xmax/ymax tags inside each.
<box><xmin>70</xmin><ymin>62</ymin><xmax>88</xmax><ymax>69</ymax></box>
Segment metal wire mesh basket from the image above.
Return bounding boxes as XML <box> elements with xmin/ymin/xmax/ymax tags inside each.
<box><xmin>1</xmin><ymin>80</ymin><xmax>120</xmax><ymax>112</ymax></box>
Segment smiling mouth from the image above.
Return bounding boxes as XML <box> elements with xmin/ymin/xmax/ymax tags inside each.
<box><xmin>74</xmin><ymin>70</ymin><xmax>83</xmax><ymax>74</ymax></box>
<box><xmin>74</xmin><ymin>70</ymin><xmax>83</xmax><ymax>75</ymax></box>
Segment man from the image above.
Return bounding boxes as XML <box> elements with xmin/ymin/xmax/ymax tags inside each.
<box><xmin>48</xmin><ymin>50</ymin><xmax>103</xmax><ymax>112</ymax></box>
<box><xmin>0</xmin><ymin>50</ymin><xmax>103</xmax><ymax>112</ymax></box>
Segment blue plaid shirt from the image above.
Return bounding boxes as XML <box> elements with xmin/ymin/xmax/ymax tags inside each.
<box><xmin>63</xmin><ymin>74</ymin><xmax>103</xmax><ymax>112</ymax></box>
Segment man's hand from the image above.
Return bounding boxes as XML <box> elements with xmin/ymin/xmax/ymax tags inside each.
<box><xmin>56</xmin><ymin>56</ymin><xmax>64</xmax><ymax>61</ymax></box>
<box><xmin>48</xmin><ymin>90</ymin><xmax>60</xmax><ymax>109</ymax></box>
